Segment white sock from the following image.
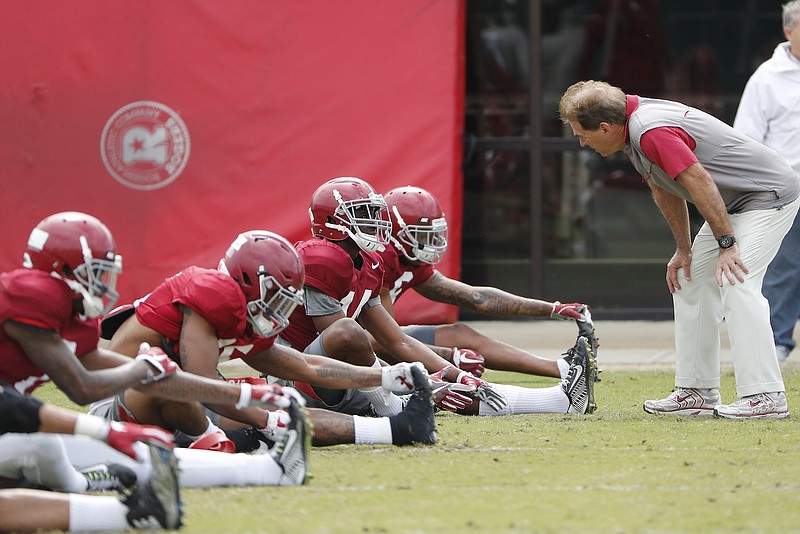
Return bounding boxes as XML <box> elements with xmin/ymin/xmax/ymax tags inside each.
<box><xmin>357</xmin><ymin>358</ymin><xmax>403</xmax><ymax>416</ymax></box>
<box><xmin>187</xmin><ymin>417</ymin><xmax>222</xmax><ymax>440</ymax></box>
<box><xmin>173</xmin><ymin>447</ymin><xmax>283</xmax><ymax>487</ymax></box>
<box><xmin>2</xmin><ymin>433</ymin><xmax>89</xmax><ymax>493</ymax></box>
<box><xmin>68</xmin><ymin>494</ymin><xmax>130</xmax><ymax>531</ymax></box>
<box><xmin>556</xmin><ymin>358</ymin><xmax>570</xmax><ymax>379</ymax></box>
<box><xmin>353</xmin><ymin>415</ymin><xmax>393</xmax><ymax>444</ymax></box>
<box><xmin>477</xmin><ymin>383</ymin><xmax>569</xmax><ymax>416</ymax></box>
<box><xmin>62</xmin><ymin>436</ymin><xmax>152</xmax><ymax>483</ymax></box>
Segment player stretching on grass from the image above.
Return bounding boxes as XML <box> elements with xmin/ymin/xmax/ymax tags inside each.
<box><xmin>275</xmin><ymin>176</ymin><xmax>598</xmax><ymax>417</ymax></box>
<box><xmin>0</xmin><ymin>386</ymin><xmax>182</xmax><ymax>532</ymax></box>
<box><xmin>97</xmin><ymin>230</ymin><xmax>435</xmax><ymax>452</ymax></box>
<box><xmin>377</xmin><ymin>185</ymin><xmax>597</xmax><ymax>381</ymax></box>
<box><xmin>2</xmin><ymin>211</ymin><xmax>313</xmax><ymax>491</ymax></box>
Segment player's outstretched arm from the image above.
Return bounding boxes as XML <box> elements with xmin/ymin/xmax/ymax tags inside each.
<box><xmin>3</xmin><ymin>321</ymin><xmax>154</xmax><ymax>405</ymax></box>
<box><xmin>415</xmin><ymin>271</ymin><xmax>553</xmax><ymax>317</ymax></box>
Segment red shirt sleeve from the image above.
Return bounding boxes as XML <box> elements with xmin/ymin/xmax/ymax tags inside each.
<box><xmin>639</xmin><ymin>126</ymin><xmax>698</xmax><ymax>179</ymax></box>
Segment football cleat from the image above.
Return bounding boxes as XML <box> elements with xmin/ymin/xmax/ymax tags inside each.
<box><xmin>390</xmin><ymin>365</ymin><xmax>437</xmax><ymax>445</ymax></box>
<box><xmin>572</xmin><ymin>307</ymin><xmax>600</xmax><ymax>381</ymax></box>
<box><xmin>713</xmin><ymin>392</ymin><xmax>789</xmax><ymax>419</ymax></box>
<box><xmin>561</xmin><ymin>336</ymin><xmax>598</xmax><ymax>414</ymax></box>
<box><xmin>643</xmin><ymin>388</ymin><xmax>720</xmax><ymax>416</ymax></box>
<box><xmin>123</xmin><ymin>441</ymin><xmax>183</xmax><ymax>530</ymax></box>
<box><xmin>81</xmin><ymin>463</ymin><xmax>137</xmax><ymax>492</ymax></box>
<box><xmin>272</xmin><ymin>398</ymin><xmax>312</xmax><ymax>486</ymax></box>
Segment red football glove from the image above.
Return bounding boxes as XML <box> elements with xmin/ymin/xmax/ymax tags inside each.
<box><xmin>238</xmin><ymin>382</ymin><xmax>295</xmax><ymax>410</ymax></box>
<box><xmin>428</xmin><ymin>366</ymin><xmax>474</xmax><ymax>412</ymax></box>
<box><xmin>551</xmin><ymin>302</ymin><xmax>590</xmax><ymax>321</ymax></box>
<box><xmin>455</xmin><ymin>371</ymin><xmax>507</xmax><ymax>412</ymax></box>
<box><xmin>135</xmin><ymin>343</ymin><xmax>179</xmax><ymax>384</ymax></box>
<box><xmin>106</xmin><ymin>421</ymin><xmax>174</xmax><ymax>459</ymax></box>
<box><xmin>452</xmin><ymin>348</ymin><xmax>485</xmax><ymax>378</ymax></box>
<box><xmin>431</xmin><ymin>382</ymin><xmax>474</xmax><ymax>412</ymax></box>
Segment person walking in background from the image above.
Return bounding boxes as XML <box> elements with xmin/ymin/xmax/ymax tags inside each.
<box><xmin>733</xmin><ymin>0</ymin><xmax>800</xmax><ymax>364</ymax></box>
<box><xmin>559</xmin><ymin>80</ymin><xmax>800</xmax><ymax>419</ymax></box>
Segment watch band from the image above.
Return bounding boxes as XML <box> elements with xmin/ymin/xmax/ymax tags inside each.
<box><xmin>718</xmin><ymin>235</ymin><xmax>736</xmax><ymax>249</ymax></box>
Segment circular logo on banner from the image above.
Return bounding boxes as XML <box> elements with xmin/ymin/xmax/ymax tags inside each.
<box><xmin>100</xmin><ymin>101</ymin><xmax>191</xmax><ymax>190</ymax></box>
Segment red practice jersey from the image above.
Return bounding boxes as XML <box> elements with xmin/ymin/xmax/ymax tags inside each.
<box><xmin>378</xmin><ymin>245</ymin><xmax>436</xmax><ymax>304</ymax></box>
<box><xmin>133</xmin><ymin>266</ymin><xmax>275</xmax><ymax>363</ymax></box>
<box><xmin>0</xmin><ymin>269</ymin><xmax>100</xmax><ymax>394</ymax></box>
<box><xmin>280</xmin><ymin>239</ymin><xmax>384</xmax><ymax>350</ymax></box>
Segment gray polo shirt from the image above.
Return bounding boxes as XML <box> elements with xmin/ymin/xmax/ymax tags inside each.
<box><xmin>624</xmin><ymin>97</ymin><xmax>800</xmax><ymax>213</ymax></box>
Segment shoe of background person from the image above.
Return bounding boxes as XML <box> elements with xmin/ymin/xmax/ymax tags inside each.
<box><xmin>643</xmin><ymin>388</ymin><xmax>720</xmax><ymax>416</ymax></box>
<box><xmin>390</xmin><ymin>365</ymin><xmax>437</xmax><ymax>445</ymax></box>
<box><xmin>124</xmin><ymin>441</ymin><xmax>183</xmax><ymax>530</ymax></box>
<box><xmin>561</xmin><ymin>336</ymin><xmax>598</xmax><ymax>414</ymax></box>
<box><xmin>81</xmin><ymin>463</ymin><xmax>137</xmax><ymax>492</ymax></box>
<box><xmin>776</xmin><ymin>345</ymin><xmax>791</xmax><ymax>364</ymax></box>
<box><xmin>713</xmin><ymin>392</ymin><xmax>789</xmax><ymax>419</ymax></box>
<box><xmin>272</xmin><ymin>398</ymin><xmax>312</xmax><ymax>486</ymax></box>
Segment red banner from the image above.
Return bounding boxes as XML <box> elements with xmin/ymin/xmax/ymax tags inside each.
<box><xmin>0</xmin><ymin>1</ymin><xmax>464</xmax><ymax>325</ymax></box>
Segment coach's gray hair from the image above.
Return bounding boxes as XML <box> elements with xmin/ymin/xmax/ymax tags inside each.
<box><xmin>558</xmin><ymin>80</ymin><xmax>627</xmax><ymax>130</ymax></box>
<box><xmin>784</xmin><ymin>0</ymin><xmax>800</xmax><ymax>29</ymax></box>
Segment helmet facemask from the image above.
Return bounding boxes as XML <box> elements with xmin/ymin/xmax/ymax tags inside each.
<box><xmin>246</xmin><ymin>268</ymin><xmax>304</xmax><ymax>338</ymax></box>
<box><xmin>391</xmin><ymin>206</ymin><xmax>448</xmax><ymax>264</ymax></box>
<box><xmin>66</xmin><ymin>236</ymin><xmax>122</xmax><ymax>318</ymax></box>
<box><xmin>327</xmin><ymin>190</ymin><xmax>391</xmax><ymax>252</ymax></box>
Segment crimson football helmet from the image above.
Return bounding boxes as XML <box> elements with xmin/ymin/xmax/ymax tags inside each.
<box><xmin>218</xmin><ymin>230</ymin><xmax>305</xmax><ymax>338</ymax></box>
<box><xmin>308</xmin><ymin>176</ymin><xmax>391</xmax><ymax>252</ymax></box>
<box><xmin>384</xmin><ymin>186</ymin><xmax>448</xmax><ymax>264</ymax></box>
<box><xmin>23</xmin><ymin>211</ymin><xmax>122</xmax><ymax>318</ymax></box>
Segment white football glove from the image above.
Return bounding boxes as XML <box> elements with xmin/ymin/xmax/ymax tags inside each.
<box><xmin>381</xmin><ymin>362</ymin><xmax>426</xmax><ymax>395</ymax></box>
<box><xmin>259</xmin><ymin>409</ymin><xmax>290</xmax><ymax>442</ymax></box>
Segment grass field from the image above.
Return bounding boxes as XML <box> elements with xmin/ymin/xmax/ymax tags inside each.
<box><xmin>37</xmin><ymin>366</ymin><xmax>800</xmax><ymax>534</ymax></box>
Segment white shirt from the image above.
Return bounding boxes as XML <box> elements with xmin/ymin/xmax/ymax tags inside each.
<box><xmin>734</xmin><ymin>42</ymin><xmax>800</xmax><ymax>173</ymax></box>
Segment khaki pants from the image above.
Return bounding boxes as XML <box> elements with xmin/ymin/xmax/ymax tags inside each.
<box><xmin>673</xmin><ymin>196</ymin><xmax>800</xmax><ymax>398</ymax></box>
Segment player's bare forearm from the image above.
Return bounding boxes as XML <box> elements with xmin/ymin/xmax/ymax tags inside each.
<box><xmin>416</xmin><ymin>274</ymin><xmax>552</xmax><ymax>317</ymax></box>
<box><xmin>203</xmin><ymin>401</ymin><xmax>268</xmax><ymax>428</ymax></box>
<box><xmin>304</xmin><ymin>354</ymin><xmax>381</xmax><ymax>388</ymax></box>
<box><xmin>135</xmin><ymin>370</ymin><xmax>239</xmax><ymax>405</ymax></box>
<box><xmin>244</xmin><ymin>345</ymin><xmax>380</xmax><ymax>389</ymax></box>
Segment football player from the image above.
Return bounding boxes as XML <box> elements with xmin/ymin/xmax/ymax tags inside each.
<box><xmin>2</xmin><ymin>212</ymin><xmax>311</xmax><ymax>491</ymax></box>
<box><xmin>0</xmin><ymin>386</ymin><xmax>182</xmax><ymax>531</ymax></box>
<box><xmin>97</xmin><ymin>230</ymin><xmax>435</xmax><ymax>451</ymax></box>
<box><xmin>277</xmin><ymin>177</ymin><xmax>598</xmax><ymax>417</ymax></box>
<box><xmin>379</xmin><ymin>185</ymin><xmax>597</xmax><ymax>381</ymax></box>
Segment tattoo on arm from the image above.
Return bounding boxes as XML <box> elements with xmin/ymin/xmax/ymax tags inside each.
<box><xmin>419</xmin><ymin>276</ymin><xmax>551</xmax><ymax>317</ymax></box>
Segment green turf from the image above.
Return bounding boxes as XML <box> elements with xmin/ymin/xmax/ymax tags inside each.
<box><xmin>35</xmin><ymin>367</ymin><xmax>800</xmax><ymax>533</ymax></box>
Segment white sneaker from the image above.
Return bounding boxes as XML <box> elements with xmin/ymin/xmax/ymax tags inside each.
<box><xmin>643</xmin><ymin>388</ymin><xmax>720</xmax><ymax>416</ymax></box>
<box><xmin>776</xmin><ymin>345</ymin><xmax>791</xmax><ymax>364</ymax></box>
<box><xmin>713</xmin><ymin>392</ymin><xmax>789</xmax><ymax>419</ymax></box>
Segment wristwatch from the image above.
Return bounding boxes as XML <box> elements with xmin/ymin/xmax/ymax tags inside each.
<box><xmin>718</xmin><ymin>235</ymin><xmax>736</xmax><ymax>249</ymax></box>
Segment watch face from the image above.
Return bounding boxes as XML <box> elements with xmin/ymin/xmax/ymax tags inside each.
<box><xmin>719</xmin><ymin>236</ymin><xmax>734</xmax><ymax>248</ymax></box>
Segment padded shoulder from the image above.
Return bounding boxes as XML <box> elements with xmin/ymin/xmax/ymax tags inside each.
<box><xmin>295</xmin><ymin>239</ymin><xmax>355</xmax><ymax>299</ymax></box>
